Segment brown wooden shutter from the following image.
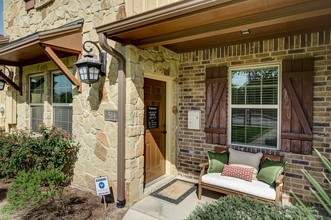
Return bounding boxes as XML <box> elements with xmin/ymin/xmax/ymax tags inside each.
<box><xmin>205</xmin><ymin>66</ymin><xmax>227</xmax><ymax>145</ymax></box>
<box><xmin>281</xmin><ymin>58</ymin><xmax>314</xmax><ymax>154</ymax></box>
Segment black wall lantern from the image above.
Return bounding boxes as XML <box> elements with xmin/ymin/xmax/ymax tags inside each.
<box><xmin>0</xmin><ymin>78</ymin><xmax>5</xmax><ymax>90</ymax></box>
<box><xmin>74</xmin><ymin>41</ymin><xmax>107</xmax><ymax>85</ymax></box>
<box><xmin>0</xmin><ymin>66</ymin><xmax>14</xmax><ymax>91</ymax></box>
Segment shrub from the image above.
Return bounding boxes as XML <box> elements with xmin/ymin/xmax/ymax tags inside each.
<box><xmin>36</xmin><ymin>125</ymin><xmax>79</xmax><ymax>178</ymax></box>
<box><xmin>6</xmin><ymin>168</ymin><xmax>65</xmax><ymax>210</ymax></box>
<box><xmin>0</xmin><ymin>126</ymin><xmax>80</xmax><ymax>213</ymax></box>
<box><xmin>0</xmin><ymin>125</ymin><xmax>79</xmax><ymax>181</ymax></box>
<box><xmin>0</xmin><ymin>129</ymin><xmax>39</xmax><ymax>177</ymax></box>
<box><xmin>186</xmin><ymin>196</ymin><xmax>318</xmax><ymax>220</ymax></box>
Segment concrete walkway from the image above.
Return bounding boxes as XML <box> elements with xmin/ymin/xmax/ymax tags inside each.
<box><xmin>123</xmin><ymin>189</ymin><xmax>219</xmax><ymax>220</ymax></box>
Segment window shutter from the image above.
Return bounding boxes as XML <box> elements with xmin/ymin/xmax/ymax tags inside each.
<box><xmin>205</xmin><ymin>66</ymin><xmax>228</xmax><ymax>145</ymax></box>
<box><xmin>281</xmin><ymin>58</ymin><xmax>314</xmax><ymax>154</ymax></box>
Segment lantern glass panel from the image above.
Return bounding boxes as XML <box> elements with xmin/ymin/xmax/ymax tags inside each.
<box><xmin>78</xmin><ymin>66</ymin><xmax>88</xmax><ymax>81</ymax></box>
<box><xmin>0</xmin><ymin>80</ymin><xmax>5</xmax><ymax>90</ymax></box>
<box><xmin>89</xmin><ymin>67</ymin><xmax>100</xmax><ymax>80</ymax></box>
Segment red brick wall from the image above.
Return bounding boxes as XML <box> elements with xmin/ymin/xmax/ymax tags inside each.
<box><xmin>177</xmin><ymin>30</ymin><xmax>331</xmax><ymax>203</ymax></box>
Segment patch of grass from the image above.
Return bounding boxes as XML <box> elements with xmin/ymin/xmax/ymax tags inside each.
<box><xmin>5</xmin><ymin>168</ymin><xmax>65</xmax><ymax>212</ymax></box>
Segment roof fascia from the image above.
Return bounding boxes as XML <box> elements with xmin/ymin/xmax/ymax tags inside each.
<box><xmin>95</xmin><ymin>0</ymin><xmax>237</xmax><ymax>35</ymax></box>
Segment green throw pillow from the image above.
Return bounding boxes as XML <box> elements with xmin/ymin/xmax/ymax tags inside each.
<box><xmin>257</xmin><ymin>158</ymin><xmax>286</xmax><ymax>186</ymax></box>
<box><xmin>207</xmin><ymin>151</ymin><xmax>229</xmax><ymax>173</ymax></box>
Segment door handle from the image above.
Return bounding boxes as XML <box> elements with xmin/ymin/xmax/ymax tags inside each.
<box><xmin>161</xmin><ymin>130</ymin><xmax>167</xmax><ymax>134</ymax></box>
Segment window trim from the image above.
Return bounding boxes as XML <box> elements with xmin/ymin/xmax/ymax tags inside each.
<box><xmin>29</xmin><ymin>73</ymin><xmax>45</xmax><ymax>132</ymax></box>
<box><xmin>228</xmin><ymin>63</ymin><xmax>282</xmax><ymax>150</ymax></box>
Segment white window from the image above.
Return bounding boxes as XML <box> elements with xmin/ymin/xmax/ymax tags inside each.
<box><xmin>30</xmin><ymin>75</ymin><xmax>45</xmax><ymax>132</ymax></box>
<box><xmin>52</xmin><ymin>71</ymin><xmax>73</xmax><ymax>134</ymax></box>
<box><xmin>229</xmin><ymin>65</ymin><xmax>280</xmax><ymax>149</ymax></box>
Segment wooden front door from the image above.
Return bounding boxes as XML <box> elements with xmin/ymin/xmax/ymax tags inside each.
<box><xmin>144</xmin><ymin>78</ymin><xmax>166</xmax><ymax>184</ymax></box>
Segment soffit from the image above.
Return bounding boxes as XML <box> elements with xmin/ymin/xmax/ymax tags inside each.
<box><xmin>96</xmin><ymin>0</ymin><xmax>331</xmax><ymax>52</ymax></box>
<box><xmin>0</xmin><ymin>19</ymin><xmax>83</xmax><ymax>66</ymax></box>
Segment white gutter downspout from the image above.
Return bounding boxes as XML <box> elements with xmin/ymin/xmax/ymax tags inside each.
<box><xmin>99</xmin><ymin>33</ymin><xmax>126</xmax><ymax>208</ymax></box>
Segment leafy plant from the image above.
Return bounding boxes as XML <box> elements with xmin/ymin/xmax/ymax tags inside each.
<box><xmin>291</xmin><ymin>148</ymin><xmax>331</xmax><ymax>219</ymax></box>
<box><xmin>0</xmin><ymin>125</ymin><xmax>79</xmax><ymax>182</ymax></box>
<box><xmin>187</xmin><ymin>196</ymin><xmax>318</xmax><ymax>220</ymax></box>
<box><xmin>5</xmin><ymin>168</ymin><xmax>65</xmax><ymax>211</ymax></box>
<box><xmin>0</xmin><ymin>129</ymin><xmax>39</xmax><ymax>177</ymax></box>
<box><xmin>36</xmin><ymin>125</ymin><xmax>79</xmax><ymax>182</ymax></box>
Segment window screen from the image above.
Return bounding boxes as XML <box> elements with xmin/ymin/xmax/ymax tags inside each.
<box><xmin>30</xmin><ymin>75</ymin><xmax>44</xmax><ymax>132</ymax></box>
<box><xmin>53</xmin><ymin>106</ymin><xmax>72</xmax><ymax>134</ymax></box>
<box><xmin>30</xmin><ymin>75</ymin><xmax>44</xmax><ymax>103</ymax></box>
<box><xmin>53</xmin><ymin>73</ymin><xmax>73</xmax><ymax>103</ymax></box>
<box><xmin>52</xmin><ymin>72</ymin><xmax>73</xmax><ymax>133</ymax></box>
<box><xmin>31</xmin><ymin>106</ymin><xmax>44</xmax><ymax>132</ymax></box>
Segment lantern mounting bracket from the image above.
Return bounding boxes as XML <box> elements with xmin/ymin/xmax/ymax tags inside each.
<box><xmin>0</xmin><ymin>66</ymin><xmax>22</xmax><ymax>95</ymax></box>
<box><xmin>82</xmin><ymin>41</ymin><xmax>107</xmax><ymax>76</ymax></box>
<box><xmin>74</xmin><ymin>41</ymin><xmax>107</xmax><ymax>85</ymax></box>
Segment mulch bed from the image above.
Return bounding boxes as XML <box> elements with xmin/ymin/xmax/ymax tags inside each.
<box><xmin>0</xmin><ymin>181</ymin><xmax>128</xmax><ymax>220</ymax></box>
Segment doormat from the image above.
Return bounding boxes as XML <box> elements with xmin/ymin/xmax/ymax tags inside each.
<box><xmin>151</xmin><ymin>179</ymin><xmax>196</xmax><ymax>204</ymax></box>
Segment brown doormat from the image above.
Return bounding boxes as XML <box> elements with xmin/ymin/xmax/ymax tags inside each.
<box><xmin>151</xmin><ymin>179</ymin><xmax>196</xmax><ymax>204</ymax></box>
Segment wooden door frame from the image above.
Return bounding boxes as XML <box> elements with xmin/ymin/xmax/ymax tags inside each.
<box><xmin>144</xmin><ymin>73</ymin><xmax>176</xmax><ymax>179</ymax></box>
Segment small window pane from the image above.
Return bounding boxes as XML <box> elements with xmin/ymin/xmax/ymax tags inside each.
<box><xmin>30</xmin><ymin>75</ymin><xmax>44</xmax><ymax>103</ymax></box>
<box><xmin>232</xmin><ymin>108</ymin><xmax>245</xmax><ymax>125</ymax></box>
<box><xmin>53</xmin><ymin>106</ymin><xmax>72</xmax><ymax>134</ymax></box>
<box><xmin>262</xmin><ymin>86</ymin><xmax>278</xmax><ymax>104</ymax></box>
<box><xmin>31</xmin><ymin>106</ymin><xmax>43</xmax><ymax>132</ymax></box>
<box><xmin>246</xmin><ymin>86</ymin><xmax>261</xmax><ymax>104</ymax></box>
<box><xmin>232</xmin><ymin>88</ymin><xmax>245</xmax><ymax>104</ymax></box>
<box><xmin>247</xmin><ymin>69</ymin><xmax>261</xmax><ymax>86</ymax></box>
<box><xmin>53</xmin><ymin>73</ymin><xmax>72</xmax><ymax>103</ymax></box>
<box><xmin>231</xmin><ymin>70</ymin><xmax>248</xmax><ymax>105</ymax></box>
<box><xmin>262</xmin><ymin>67</ymin><xmax>278</xmax><ymax>85</ymax></box>
<box><xmin>247</xmin><ymin>109</ymin><xmax>261</xmax><ymax>126</ymax></box>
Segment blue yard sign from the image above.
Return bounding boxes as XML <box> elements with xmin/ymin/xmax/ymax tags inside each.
<box><xmin>95</xmin><ymin>176</ymin><xmax>110</xmax><ymax>196</ymax></box>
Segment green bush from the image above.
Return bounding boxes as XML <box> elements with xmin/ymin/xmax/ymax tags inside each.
<box><xmin>0</xmin><ymin>125</ymin><xmax>79</xmax><ymax>179</ymax></box>
<box><xmin>36</xmin><ymin>125</ymin><xmax>79</xmax><ymax>175</ymax></box>
<box><xmin>6</xmin><ymin>168</ymin><xmax>65</xmax><ymax>210</ymax></box>
<box><xmin>0</xmin><ymin>126</ymin><xmax>79</xmax><ymax>213</ymax></box>
<box><xmin>186</xmin><ymin>196</ymin><xmax>318</xmax><ymax>220</ymax></box>
<box><xmin>0</xmin><ymin>129</ymin><xmax>39</xmax><ymax>177</ymax></box>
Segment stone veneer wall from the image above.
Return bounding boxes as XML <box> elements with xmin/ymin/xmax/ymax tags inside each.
<box><xmin>125</xmin><ymin>45</ymin><xmax>179</xmax><ymax>200</ymax></box>
<box><xmin>3</xmin><ymin>0</ymin><xmax>179</xmax><ymax>204</ymax></box>
<box><xmin>177</xmin><ymin>30</ymin><xmax>331</xmax><ymax>203</ymax></box>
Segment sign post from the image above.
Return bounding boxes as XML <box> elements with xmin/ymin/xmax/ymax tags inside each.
<box><xmin>95</xmin><ymin>176</ymin><xmax>111</xmax><ymax>211</ymax></box>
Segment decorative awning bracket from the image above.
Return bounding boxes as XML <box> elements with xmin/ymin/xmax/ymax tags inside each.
<box><xmin>42</xmin><ymin>45</ymin><xmax>82</xmax><ymax>92</ymax></box>
<box><xmin>0</xmin><ymin>66</ymin><xmax>22</xmax><ymax>95</ymax></box>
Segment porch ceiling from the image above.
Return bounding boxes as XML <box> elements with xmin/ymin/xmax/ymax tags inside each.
<box><xmin>0</xmin><ymin>19</ymin><xmax>83</xmax><ymax>67</ymax></box>
<box><xmin>96</xmin><ymin>0</ymin><xmax>331</xmax><ymax>53</ymax></box>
